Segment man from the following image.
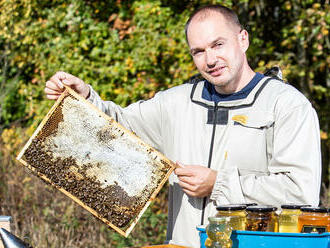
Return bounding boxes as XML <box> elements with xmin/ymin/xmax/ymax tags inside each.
<box><xmin>44</xmin><ymin>5</ymin><xmax>321</xmax><ymax>247</ymax></box>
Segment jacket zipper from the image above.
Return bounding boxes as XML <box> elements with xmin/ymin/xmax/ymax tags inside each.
<box><xmin>201</xmin><ymin>103</ymin><xmax>218</xmax><ymax>225</ymax></box>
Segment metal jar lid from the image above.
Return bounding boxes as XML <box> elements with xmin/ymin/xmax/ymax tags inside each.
<box><xmin>246</xmin><ymin>205</ymin><xmax>277</xmax><ymax>212</ymax></box>
<box><xmin>216</xmin><ymin>204</ymin><xmax>247</xmax><ymax>211</ymax></box>
<box><xmin>300</xmin><ymin>206</ymin><xmax>328</xmax><ymax>213</ymax></box>
<box><xmin>281</xmin><ymin>204</ymin><xmax>311</xmax><ymax>209</ymax></box>
<box><xmin>245</xmin><ymin>203</ymin><xmax>258</xmax><ymax>207</ymax></box>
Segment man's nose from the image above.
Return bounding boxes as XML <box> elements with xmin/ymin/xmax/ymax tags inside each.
<box><xmin>205</xmin><ymin>48</ymin><xmax>217</xmax><ymax>68</ymax></box>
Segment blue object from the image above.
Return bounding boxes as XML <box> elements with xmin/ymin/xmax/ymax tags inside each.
<box><xmin>196</xmin><ymin>225</ymin><xmax>207</xmax><ymax>248</ymax></box>
<box><xmin>196</xmin><ymin>226</ymin><xmax>330</xmax><ymax>248</ymax></box>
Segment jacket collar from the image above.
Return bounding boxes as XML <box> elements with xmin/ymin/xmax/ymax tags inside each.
<box><xmin>190</xmin><ymin>76</ymin><xmax>273</xmax><ymax>109</ymax></box>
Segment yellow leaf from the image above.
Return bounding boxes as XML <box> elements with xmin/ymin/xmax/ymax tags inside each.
<box><xmin>258</xmin><ymin>61</ymin><xmax>265</xmax><ymax>67</ymax></box>
<box><xmin>148</xmin><ymin>91</ymin><xmax>155</xmax><ymax>98</ymax></box>
<box><xmin>284</xmin><ymin>2</ymin><xmax>291</xmax><ymax>10</ymax></box>
<box><xmin>296</xmin><ymin>25</ymin><xmax>302</xmax><ymax>33</ymax></box>
<box><xmin>321</xmin><ymin>28</ymin><xmax>328</xmax><ymax>36</ymax></box>
<box><xmin>114</xmin><ymin>88</ymin><xmax>124</xmax><ymax>95</ymax></box>
<box><xmin>320</xmin><ymin>131</ymin><xmax>328</xmax><ymax>140</ymax></box>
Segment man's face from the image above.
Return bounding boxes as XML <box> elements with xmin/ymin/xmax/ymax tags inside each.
<box><xmin>187</xmin><ymin>13</ymin><xmax>248</xmax><ymax>94</ymax></box>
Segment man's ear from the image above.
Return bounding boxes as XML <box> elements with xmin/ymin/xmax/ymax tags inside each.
<box><xmin>239</xmin><ymin>29</ymin><xmax>249</xmax><ymax>53</ymax></box>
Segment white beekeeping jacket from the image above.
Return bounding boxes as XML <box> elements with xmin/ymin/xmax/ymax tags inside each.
<box><xmin>87</xmin><ymin>76</ymin><xmax>321</xmax><ymax>247</ymax></box>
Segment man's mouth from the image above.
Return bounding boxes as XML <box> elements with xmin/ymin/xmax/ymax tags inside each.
<box><xmin>208</xmin><ymin>66</ymin><xmax>226</xmax><ymax>77</ymax></box>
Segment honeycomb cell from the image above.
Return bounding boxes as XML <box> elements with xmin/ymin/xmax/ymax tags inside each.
<box><xmin>17</xmin><ymin>88</ymin><xmax>175</xmax><ymax>237</ymax></box>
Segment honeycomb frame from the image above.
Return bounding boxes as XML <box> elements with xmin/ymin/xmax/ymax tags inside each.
<box><xmin>16</xmin><ymin>86</ymin><xmax>175</xmax><ymax>237</ymax></box>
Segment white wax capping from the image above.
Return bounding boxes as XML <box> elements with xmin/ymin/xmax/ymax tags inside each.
<box><xmin>44</xmin><ymin>97</ymin><xmax>155</xmax><ymax>197</ymax></box>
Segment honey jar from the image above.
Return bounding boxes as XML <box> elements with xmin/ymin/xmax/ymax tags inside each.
<box><xmin>279</xmin><ymin>204</ymin><xmax>309</xmax><ymax>233</ymax></box>
<box><xmin>205</xmin><ymin>216</ymin><xmax>242</xmax><ymax>248</ymax></box>
<box><xmin>216</xmin><ymin>204</ymin><xmax>247</xmax><ymax>230</ymax></box>
<box><xmin>298</xmin><ymin>206</ymin><xmax>329</xmax><ymax>234</ymax></box>
<box><xmin>246</xmin><ymin>205</ymin><xmax>278</xmax><ymax>232</ymax></box>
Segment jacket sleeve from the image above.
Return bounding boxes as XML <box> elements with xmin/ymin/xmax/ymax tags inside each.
<box><xmin>87</xmin><ymin>85</ymin><xmax>164</xmax><ymax>152</ymax></box>
<box><xmin>210</xmin><ymin>102</ymin><xmax>322</xmax><ymax>206</ymax></box>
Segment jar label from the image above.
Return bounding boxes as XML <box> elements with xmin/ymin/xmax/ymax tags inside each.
<box><xmin>301</xmin><ymin>225</ymin><xmax>327</xmax><ymax>234</ymax></box>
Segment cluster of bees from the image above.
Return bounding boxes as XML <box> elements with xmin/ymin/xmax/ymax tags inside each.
<box><xmin>19</xmin><ymin>93</ymin><xmax>173</xmax><ymax>232</ymax></box>
<box><xmin>23</xmin><ymin>137</ymin><xmax>150</xmax><ymax>228</ymax></box>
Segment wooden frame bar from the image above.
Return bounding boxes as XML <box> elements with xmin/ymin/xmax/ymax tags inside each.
<box><xmin>17</xmin><ymin>87</ymin><xmax>175</xmax><ymax>237</ymax></box>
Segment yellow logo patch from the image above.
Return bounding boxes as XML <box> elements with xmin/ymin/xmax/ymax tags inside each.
<box><xmin>232</xmin><ymin>115</ymin><xmax>248</xmax><ymax>125</ymax></box>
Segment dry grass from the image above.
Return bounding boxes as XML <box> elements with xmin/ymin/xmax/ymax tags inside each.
<box><xmin>0</xmin><ymin>146</ymin><xmax>168</xmax><ymax>248</ymax></box>
<box><xmin>320</xmin><ymin>182</ymin><xmax>330</xmax><ymax>208</ymax></box>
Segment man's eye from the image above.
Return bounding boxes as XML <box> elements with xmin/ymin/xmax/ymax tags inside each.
<box><xmin>214</xmin><ymin>42</ymin><xmax>223</xmax><ymax>48</ymax></box>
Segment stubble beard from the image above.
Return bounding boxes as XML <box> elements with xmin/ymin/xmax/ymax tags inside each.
<box><xmin>201</xmin><ymin>72</ymin><xmax>232</xmax><ymax>94</ymax></box>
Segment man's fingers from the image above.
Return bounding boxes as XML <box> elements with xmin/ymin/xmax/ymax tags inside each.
<box><xmin>57</xmin><ymin>72</ymin><xmax>86</xmax><ymax>91</ymax></box>
<box><xmin>49</xmin><ymin>76</ymin><xmax>63</xmax><ymax>90</ymax></box>
<box><xmin>178</xmin><ymin>181</ymin><xmax>199</xmax><ymax>197</ymax></box>
<box><xmin>178</xmin><ymin>180</ymin><xmax>196</xmax><ymax>192</ymax></box>
<box><xmin>175</xmin><ymin>167</ymin><xmax>193</xmax><ymax>176</ymax></box>
<box><xmin>175</xmin><ymin>161</ymin><xmax>185</xmax><ymax>168</ymax></box>
<box><xmin>45</xmin><ymin>80</ymin><xmax>62</xmax><ymax>92</ymax></box>
<box><xmin>49</xmin><ymin>71</ymin><xmax>82</xmax><ymax>91</ymax></box>
<box><xmin>45</xmin><ymin>80</ymin><xmax>64</xmax><ymax>100</ymax></box>
<box><xmin>177</xmin><ymin>175</ymin><xmax>194</xmax><ymax>185</ymax></box>
<box><xmin>46</xmin><ymin>94</ymin><xmax>61</xmax><ymax>100</ymax></box>
<box><xmin>45</xmin><ymin>71</ymin><xmax>89</xmax><ymax>100</ymax></box>
<box><xmin>182</xmin><ymin>188</ymin><xmax>196</xmax><ymax>197</ymax></box>
<box><xmin>52</xmin><ymin>71</ymin><xmax>78</xmax><ymax>88</ymax></box>
<box><xmin>62</xmin><ymin>78</ymin><xmax>74</xmax><ymax>86</ymax></box>
<box><xmin>51</xmin><ymin>72</ymin><xmax>66</xmax><ymax>89</ymax></box>
<box><xmin>44</xmin><ymin>86</ymin><xmax>62</xmax><ymax>95</ymax></box>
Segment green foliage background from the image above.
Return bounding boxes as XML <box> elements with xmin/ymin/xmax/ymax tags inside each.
<box><xmin>0</xmin><ymin>0</ymin><xmax>329</xmax><ymax>247</ymax></box>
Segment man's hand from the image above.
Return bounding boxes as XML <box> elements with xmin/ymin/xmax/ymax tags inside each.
<box><xmin>44</xmin><ymin>71</ymin><xmax>90</xmax><ymax>100</ymax></box>
<box><xmin>174</xmin><ymin>162</ymin><xmax>217</xmax><ymax>198</ymax></box>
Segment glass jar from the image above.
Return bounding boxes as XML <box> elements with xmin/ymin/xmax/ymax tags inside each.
<box><xmin>205</xmin><ymin>216</ymin><xmax>242</xmax><ymax>248</ymax></box>
<box><xmin>245</xmin><ymin>203</ymin><xmax>258</xmax><ymax>207</ymax></box>
<box><xmin>216</xmin><ymin>204</ymin><xmax>247</xmax><ymax>230</ymax></box>
<box><xmin>298</xmin><ymin>207</ymin><xmax>329</xmax><ymax>233</ymax></box>
<box><xmin>246</xmin><ymin>205</ymin><xmax>278</xmax><ymax>232</ymax></box>
<box><xmin>278</xmin><ymin>204</ymin><xmax>309</xmax><ymax>233</ymax></box>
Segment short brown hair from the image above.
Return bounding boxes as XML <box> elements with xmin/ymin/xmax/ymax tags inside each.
<box><xmin>185</xmin><ymin>5</ymin><xmax>243</xmax><ymax>42</ymax></box>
